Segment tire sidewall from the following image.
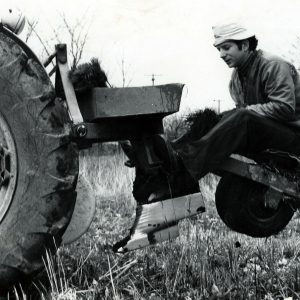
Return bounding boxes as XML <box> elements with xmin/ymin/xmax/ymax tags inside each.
<box><xmin>215</xmin><ymin>174</ymin><xmax>294</xmax><ymax>237</ymax></box>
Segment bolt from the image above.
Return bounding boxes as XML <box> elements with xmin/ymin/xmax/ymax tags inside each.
<box><xmin>76</xmin><ymin>124</ymin><xmax>87</xmax><ymax>137</ymax></box>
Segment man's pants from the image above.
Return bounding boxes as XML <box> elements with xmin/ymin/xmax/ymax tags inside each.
<box><xmin>172</xmin><ymin>109</ymin><xmax>300</xmax><ymax>180</ymax></box>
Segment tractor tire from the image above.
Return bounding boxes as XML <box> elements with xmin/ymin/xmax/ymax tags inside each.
<box><xmin>215</xmin><ymin>174</ymin><xmax>294</xmax><ymax>237</ymax></box>
<box><xmin>0</xmin><ymin>29</ymin><xmax>78</xmax><ymax>292</ymax></box>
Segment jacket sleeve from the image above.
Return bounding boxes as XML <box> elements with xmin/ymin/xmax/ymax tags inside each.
<box><xmin>246</xmin><ymin>61</ymin><xmax>296</xmax><ymax>121</ymax></box>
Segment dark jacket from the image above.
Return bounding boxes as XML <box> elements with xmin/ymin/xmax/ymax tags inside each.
<box><xmin>229</xmin><ymin>50</ymin><xmax>300</xmax><ymax>126</ymax></box>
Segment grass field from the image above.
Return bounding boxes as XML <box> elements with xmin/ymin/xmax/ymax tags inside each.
<box><xmin>15</xmin><ymin>145</ymin><xmax>300</xmax><ymax>299</ymax></box>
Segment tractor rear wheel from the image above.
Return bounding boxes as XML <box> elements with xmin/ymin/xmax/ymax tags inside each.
<box><xmin>0</xmin><ymin>29</ymin><xmax>78</xmax><ymax>292</ymax></box>
<box><xmin>215</xmin><ymin>174</ymin><xmax>294</xmax><ymax>237</ymax></box>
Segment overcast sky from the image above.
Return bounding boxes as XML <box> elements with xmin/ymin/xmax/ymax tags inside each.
<box><xmin>11</xmin><ymin>0</ymin><xmax>300</xmax><ymax>112</ymax></box>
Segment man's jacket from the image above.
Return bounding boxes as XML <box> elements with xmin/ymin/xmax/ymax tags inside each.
<box><xmin>229</xmin><ymin>50</ymin><xmax>300</xmax><ymax>126</ymax></box>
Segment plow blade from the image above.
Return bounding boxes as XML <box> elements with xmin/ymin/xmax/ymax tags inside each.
<box><xmin>113</xmin><ymin>192</ymin><xmax>205</xmax><ymax>253</ymax></box>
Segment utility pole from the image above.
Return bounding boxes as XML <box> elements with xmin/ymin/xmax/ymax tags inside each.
<box><xmin>213</xmin><ymin>99</ymin><xmax>222</xmax><ymax>114</ymax></box>
<box><xmin>145</xmin><ymin>74</ymin><xmax>162</xmax><ymax>86</ymax></box>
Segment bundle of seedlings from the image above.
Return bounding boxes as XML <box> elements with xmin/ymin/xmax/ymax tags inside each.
<box><xmin>69</xmin><ymin>58</ymin><xmax>110</xmax><ymax>96</ymax></box>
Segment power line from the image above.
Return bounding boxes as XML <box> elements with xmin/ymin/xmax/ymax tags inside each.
<box><xmin>145</xmin><ymin>73</ymin><xmax>162</xmax><ymax>86</ymax></box>
<box><xmin>213</xmin><ymin>99</ymin><xmax>222</xmax><ymax>114</ymax></box>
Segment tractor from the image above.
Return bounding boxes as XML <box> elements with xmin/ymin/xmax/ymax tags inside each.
<box><xmin>0</xmin><ymin>22</ymin><xmax>298</xmax><ymax>292</ymax></box>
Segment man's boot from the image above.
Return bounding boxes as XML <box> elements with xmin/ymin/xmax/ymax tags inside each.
<box><xmin>150</xmin><ymin>134</ymin><xmax>200</xmax><ymax>198</ymax></box>
<box><xmin>122</xmin><ymin>135</ymin><xmax>200</xmax><ymax>204</ymax></box>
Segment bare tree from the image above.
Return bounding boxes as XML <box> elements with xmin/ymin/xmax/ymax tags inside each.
<box><xmin>163</xmin><ymin>110</ymin><xmax>190</xmax><ymax>141</ymax></box>
<box><xmin>60</xmin><ymin>14</ymin><xmax>89</xmax><ymax>69</ymax></box>
<box><xmin>26</xmin><ymin>19</ymin><xmax>56</xmax><ymax>69</ymax></box>
<box><xmin>25</xmin><ymin>19</ymin><xmax>38</xmax><ymax>43</ymax></box>
<box><xmin>25</xmin><ymin>13</ymin><xmax>90</xmax><ymax>70</ymax></box>
<box><xmin>118</xmin><ymin>54</ymin><xmax>134</xmax><ymax>87</ymax></box>
<box><xmin>281</xmin><ymin>36</ymin><xmax>300</xmax><ymax>71</ymax></box>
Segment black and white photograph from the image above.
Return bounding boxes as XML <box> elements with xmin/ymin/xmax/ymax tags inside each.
<box><xmin>0</xmin><ymin>0</ymin><xmax>300</xmax><ymax>299</ymax></box>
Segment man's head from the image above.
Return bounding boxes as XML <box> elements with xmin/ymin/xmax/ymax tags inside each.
<box><xmin>212</xmin><ymin>22</ymin><xmax>258</xmax><ymax>68</ymax></box>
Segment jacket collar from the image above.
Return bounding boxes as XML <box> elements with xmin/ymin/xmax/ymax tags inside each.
<box><xmin>237</xmin><ymin>50</ymin><xmax>258</xmax><ymax>77</ymax></box>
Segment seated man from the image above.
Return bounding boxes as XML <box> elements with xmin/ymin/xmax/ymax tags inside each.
<box><xmin>138</xmin><ymin>21</ymin><xmax>300</xmax><ymax>201</ymax></box>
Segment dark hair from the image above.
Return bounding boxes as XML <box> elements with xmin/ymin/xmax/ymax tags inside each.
<box><xmin>234</xmin><ymin>36</ymin><xmax>258</xmax><ymax>51</ymax></box>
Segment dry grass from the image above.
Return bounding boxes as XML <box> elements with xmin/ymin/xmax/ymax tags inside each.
<box><xmin>11</xmin><ymin>145</ymin><xmax>300</xmax><ymax>299</ymax></box>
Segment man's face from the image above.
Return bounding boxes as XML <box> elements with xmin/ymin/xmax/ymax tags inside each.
<box><xmin>217</xmin><ymin>41</ymin><xmax>248</xmax><ymax>68</ymax></box>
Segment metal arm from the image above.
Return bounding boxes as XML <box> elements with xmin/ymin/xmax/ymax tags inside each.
<box><xmin>55</xmin><ymin>44</ymin><xmax>87</xmax><ymax>137</ymax></box>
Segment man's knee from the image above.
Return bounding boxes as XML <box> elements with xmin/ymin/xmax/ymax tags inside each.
<box><xmin>227</xmin><ymin>108</ymin><xmax>261</xmax><ymax>125</ymax></box>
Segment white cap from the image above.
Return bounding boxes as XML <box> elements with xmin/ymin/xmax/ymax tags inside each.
<box><xmin>212</xmin><ymin>21</ymin><xmax>255</xmax><ymax>47</ymax></box>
